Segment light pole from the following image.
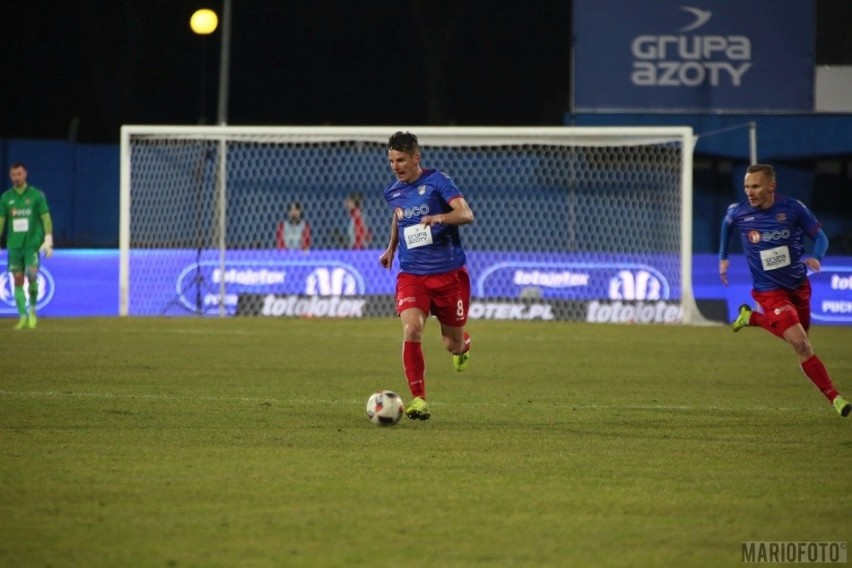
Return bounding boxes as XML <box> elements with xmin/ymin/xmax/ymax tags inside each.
<box><xmin>183</xmin><ymin>9</ymin><xmax>220</xmax><ymax>314</ymax></box>
<box><xmin>216</xmin><ymin>0</ymin><xmax>232</xmax><ymax>126</ymax></box>
<box><xmin>190</xmin><ymin>4</ymin><xmax>232</xmax><ymax>316</ymax></box>
<box><xmin>189</xmin><ymin>8</ymin><xmax>218</xmax><ymax>124</ymax></box>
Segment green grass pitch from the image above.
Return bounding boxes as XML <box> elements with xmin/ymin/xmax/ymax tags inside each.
<box><xmin>1</xmin><ymin>317</ymin><xmax>850</xmax><ymax>567</ymax></box>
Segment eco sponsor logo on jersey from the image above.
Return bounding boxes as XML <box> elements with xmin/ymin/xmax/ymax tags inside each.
<box><xmin>0</xmin><ymin>268</ymin><xmax>55</xmax><ymax>312</ymax></box>
<box><xmin>749</xmin><ymin>229</ymin><xmax>791</xmax><ymax>244</ymax></box>
<box><xmin>631</xmin><ymin>6</ymin><xmax>751</xmax><ymax>88</ymax></box>
<box><xmin>395</xmin><ymin>204</ymin><xmax>431</xmax><ymax>219</ymax></box>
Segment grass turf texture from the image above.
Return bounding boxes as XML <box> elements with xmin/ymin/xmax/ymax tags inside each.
<box><xmin>1</xmin><ymin>318</ymin><xmax>850</xmax><ymax>567</ymax></box>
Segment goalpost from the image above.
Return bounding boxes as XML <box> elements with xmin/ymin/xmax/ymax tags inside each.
<box><xmin>120</xmin><ymin>125</ymin><xmax>703</xmax><ymax>323</ymax></box>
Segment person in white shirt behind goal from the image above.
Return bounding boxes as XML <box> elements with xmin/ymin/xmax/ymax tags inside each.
<box><xmin>276</xmin><ymin>200</ymin><xmax>311</xmax><ymax>250</ymax></box>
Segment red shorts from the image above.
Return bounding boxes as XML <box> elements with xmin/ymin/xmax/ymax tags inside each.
<box><xmin>396</xmin><ymin>267</ymin><xmax>470</xmax><ymax>327</ymax></box>
<box><xmin>751</xmin><ymin>279</ymin><xmax>812</xmax><ymax>334</ymax></box>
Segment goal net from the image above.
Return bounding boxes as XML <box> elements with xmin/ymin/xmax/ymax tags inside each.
<box><xmin>120</xmin><ymin>125</ymin><xmax>702</xmax><ymax>323</ymax></box>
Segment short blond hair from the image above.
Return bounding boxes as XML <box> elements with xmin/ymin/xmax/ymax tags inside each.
<box><xmin>746</xmin><ymin>164</ymin><xmax>775</xmax><ymax>181</ymax></box>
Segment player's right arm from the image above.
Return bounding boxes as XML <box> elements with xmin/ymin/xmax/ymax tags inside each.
<box><xmin>379</xmin><ymin>213</ymin><xmax>398</xmax><ymax>269</ymax></box>
<box><xmin>718</xmin><ymin>204</ymin><xmax>736</xmax><ymax>286</ymax></box>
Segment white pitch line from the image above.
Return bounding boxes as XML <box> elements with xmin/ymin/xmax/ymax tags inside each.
<box><xmin>0</xmin><ymin>389</ymin><xmax>808</xmax><ymax>412</ymax></box>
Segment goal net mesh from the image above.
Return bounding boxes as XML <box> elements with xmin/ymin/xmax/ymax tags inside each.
<box><xmin>122</xmin><ymin>127</ymin><xmax>696</xmax><ymax>323</ymax></box>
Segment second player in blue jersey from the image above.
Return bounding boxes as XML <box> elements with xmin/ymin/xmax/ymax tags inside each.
<box><xmin>719</xmin><ymin>163</ymin><xmax>848</xmax><ymax>418</ymax></box>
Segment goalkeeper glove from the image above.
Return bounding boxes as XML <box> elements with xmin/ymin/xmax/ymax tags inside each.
<box><xmin>39</xmin><ymin>234</ymin><xmax>54</xmax><ymax>258</ymax></box>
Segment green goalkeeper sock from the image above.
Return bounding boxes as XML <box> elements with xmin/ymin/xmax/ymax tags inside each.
<box><xmin>28</xmin><ymin>284</ymin><xmax>38</xmax><ymax>314</ymax></box>
<box><xmin>14</xmin><ymin>286</ymin><xmax>27</xmax><ymax>316</ymax></box>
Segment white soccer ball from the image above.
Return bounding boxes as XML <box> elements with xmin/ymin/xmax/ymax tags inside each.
<box><xmin>366</xmin><ymin>390</ymin><xmax>405</xmax><ymax>426</ymax></box>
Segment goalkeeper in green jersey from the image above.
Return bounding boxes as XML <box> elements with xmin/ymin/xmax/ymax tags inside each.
<box><xmin>0</xmin><ymin>162</ymin><xmax>54</xmax><ymax>329</ymax></box>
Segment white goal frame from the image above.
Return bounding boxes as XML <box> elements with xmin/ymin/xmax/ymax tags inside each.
<box><xmin>119</xmin><ymin>125</ymin><xmax>701</xmax><ymax>323</ymax></box>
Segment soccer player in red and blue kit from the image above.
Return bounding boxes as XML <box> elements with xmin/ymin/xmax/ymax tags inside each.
<box><xmin>719</xmin><ymin>164</ymin><xmax>849</xmax><ymax>417</ymax></box>
<box><xmin>379</xmin><ymin>131</ymin><xmax>474</xmax><ymax>420</ymax></box>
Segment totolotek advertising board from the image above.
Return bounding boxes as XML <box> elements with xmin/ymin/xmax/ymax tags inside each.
<box><xmin>2</xmin><ymin>250</ymin><xmax>849</xmax><ymax>325</ymax></box>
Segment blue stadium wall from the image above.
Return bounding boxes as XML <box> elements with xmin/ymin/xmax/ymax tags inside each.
<box><xmin>1</xmin><ymin>138</ymin><xmax>119</xmax><ymax>248</ymax></box>
<box><xmin>3</xmin><ymin>115</ymin><xmax>850</xmax><ymax>253</ymax></box>
<box><xmin>1</xmin><ymin>128</ymin><xmax>850</xmax><ymax>324</ymax></box>
<box><xmin>568</xmin><ymin>113</ymin><xmax>852</xmax><ymax>256</ymax></box>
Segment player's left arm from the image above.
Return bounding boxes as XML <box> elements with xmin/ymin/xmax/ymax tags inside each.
<box><xmin>804</xmin><ymin>228</ymin><xmax>829</xmax><ymax>273</ymax></box>
<box><xmin>39</xmin><ymin>212</ymin><xmax>54</xmax><ymax>257</ymax></box>
<box><xmin>421</xmin><ymin>197</ymin><xmax>474</xmax><ymax>227</ymax></box>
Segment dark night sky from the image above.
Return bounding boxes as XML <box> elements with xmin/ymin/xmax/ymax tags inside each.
<box><xmin>2</xmin><ymin>1</ymin><xmax>850</xmax><ymax>145</ymax></box>
<box><xmin>0</xmin><ymin>0</ymin><xmax>573</xmax><ymax>144</ymax></box>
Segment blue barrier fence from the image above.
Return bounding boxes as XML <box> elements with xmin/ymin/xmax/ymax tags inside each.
<box><xmin>4</xmin><ymin>250</ymin><xmax>850</xmax><ymax>325</ymax></box>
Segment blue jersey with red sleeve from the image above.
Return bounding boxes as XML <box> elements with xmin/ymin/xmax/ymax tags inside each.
<box><xmin>721</xmin><ymin>194</ymin><xmax>821</xmax><ymax>291</ymax></box>
<box><xmin>384</xmin><ymin>168</ymin><xmax>467</xmax><ymax>275</ymax></box>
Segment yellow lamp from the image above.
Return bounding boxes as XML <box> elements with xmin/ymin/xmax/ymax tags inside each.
<box><xmin>190</xmin><ymin>9</ymin><xmax>218</xmax><ymax>35</ymax></box>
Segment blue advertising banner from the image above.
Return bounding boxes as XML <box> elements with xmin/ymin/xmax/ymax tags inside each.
<box><xmin>3</xmin><ymin>250</ymin><xmax>851</xmax><ymax>325</ymax></box>
<box><xmin>0</xmin><ymin>250</ymin><xmax>118</xmax><ymax>317</ymax></box>
<box><xmin>572</xmin><ymin>0</ymin><xmax>815</xmax><ymax>112</ymax></box>
<box><xmin>124</xmin><ymin>250</ymin><xmax>682</xmax><ymax>317</ymax></box>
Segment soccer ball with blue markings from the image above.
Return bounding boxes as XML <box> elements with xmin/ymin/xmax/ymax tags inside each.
<box><xmin>366</xmin><ymin>390</ymin><xmax>405</xmax><ymax>426</ymax></box>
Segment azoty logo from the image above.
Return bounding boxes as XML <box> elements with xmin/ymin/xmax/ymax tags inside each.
<box><xmin>631</xmin><ymin>6</ymin><xmax>752</xmax><ymax>87</ymax></box>
<box><xmin>306</xmin><ymin>266</ymin><xmax>364</xmax><ymax>296</ymax></box>
<box><xmin>608</xmin><ymin>269</ymin><xmax>669</xmax><ymax>301</ymax></box>
<box><xmin>0</xmin><ymin>267</ymin><xmax>56</xmax><ymax>311</ymax></box>
<box><xmin>679</xmin><ymin>7</ymin><xmax>711</xmax><ymax>32</ymax></box>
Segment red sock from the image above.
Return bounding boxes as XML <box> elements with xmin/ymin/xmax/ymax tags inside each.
<box><xmin>403</xmin><ymin>341</ymin><xmax>426</xmax><ymax>399</ymax></box>
<box><xmin>462</xmin><ymin>331</ymin><xmax>471</xmax><ymax>353</ymax></box>
<box><xmin>801</xmin><ymin>355</ymin><xmax>838</xmax><ymax>402</ymax></box>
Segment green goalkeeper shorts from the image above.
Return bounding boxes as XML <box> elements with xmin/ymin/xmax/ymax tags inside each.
<box><xmin>6</xmin><ymin>247</ymin><xmax>40</xmax><ymax>273</ymax></box>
